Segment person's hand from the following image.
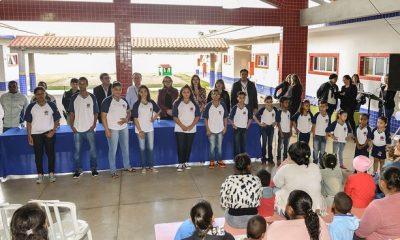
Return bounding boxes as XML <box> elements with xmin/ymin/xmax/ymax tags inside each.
<box><xmin>368</xmin><ymin>146</ymin><xmax>372</xmax><ymax>152</ymax></box>
<box><xmin>345</xmin><ymin>136</ymin><xmax>352</xmax><ymax>141</ymax></box>
<box><xmin>46</xmin><ymin>129</ymin><xmax>55</xmax><ymax>138</ymax></box>
<box><xmin>71</xmin><ymin>126</ymin><xmax>78</xmax><ymax>133</ymax></box>
<box><xmin>28</xmin><ymin>135</ymin><xmax>33</xmax><ymax>146</ymax></box>
<box><xmin>222</xmin><ymin>127</ymin><xmax>227</xmax><ymax>135</ymax></box>
<box><xmin>260</xmin><ymin>123</ymin><xmax>267</xmax><ymax>127</ymax></box>
<box><xmin>105</xmin><ymin>129</ymin><xmax>111</xmax><ymax>139</ymax></box>
<box><xmin>139</xmin><ymin>131</ymin><xmax>145</xmax><ymax>139</ymax></box>
<box><xmin>151</xmin><ymin>116</ymin><xmax>158</xmax><ymax>122</ymax></box>
<box><xmin>181</xmin><ymin>125</ymin><xmax>188</xmax><ymax>131</ymax></box>
<box><xmin>166</xmin><ymin>109</ymin><xmax>173</xmax><ymax>116</ymax></box>
<box><xmin>89</xmin><ymin>124</ymin><xmax>96</xmax><ymax>132</ymax></box>
<box><xmin>187</xmin><ymin>124</ymin><xmax>194</xmax><ymax>131</ymax></box>
<box><xmin>206</xmin><ymin>129</ymin><xmax>211</xmax><ymax>136</ymax></box>
<box><xmin>118</xmin><ymin>118</ymin><xmax>127</xmax><ymax>125</ymax></box>
<box><xmin>296</xmin><ymin>128</ymin><xmax>299</xmax><ymax>134</ymax></box>
<box><xmin>232</xmin><ymin>124</ymin><xmax>237</xmax><ymax>130</ymax></box>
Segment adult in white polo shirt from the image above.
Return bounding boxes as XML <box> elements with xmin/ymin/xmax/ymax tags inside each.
<box><xmin>132</xmin><ymin>85</ymin><xmax>161</xmax><ymax>173</ymax></box>
<box><xmin>69</xmin><ymin>77</ymin><xmax>99</xmax><ymax>178</ymax></box>
<box><xmin>25</xmin><ymin>87</ymin><xmax>61</xmax><ymax>184</ymax></box>
<box><xmin>102</xmin><ymin>81</ymin><xmax>134</xmax><ymax>178</ymax></box>
<box><xmin>126</xmin><ymin>72</ymin><xmax>142</xmax><ymax>111</ymax></box>
<box><xmin>173</xmin><ymin>85</ymin><xmax>200</xmax><ymax>172</ymax></box>
<box><xmin>203</xmin><ymin>89</ymin><xmax>228</xmax><ymax>169</ymax></box>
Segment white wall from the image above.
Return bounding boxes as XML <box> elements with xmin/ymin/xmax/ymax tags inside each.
<box><xmin>0</xmin><ymin>40</ymin><xmax>19</xmax><ymax>84</ymax></box>
<box><xmin>222</xmin><ymin>47</ymin><xmax>235</xmax><ymax>81</ymax></box>
<box><xmin>252</xmin><ymin>41</ymin><xmax>279</xmax><ymax>86</ymax></box>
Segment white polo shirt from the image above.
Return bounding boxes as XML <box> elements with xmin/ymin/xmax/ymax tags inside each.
<box><xmin>277</xmin><ymin>109</ymin><xmax>291</xmax><ymax>133</ymax></box>
<box><xmin>101</xmin><ymin>96</ymin><xmax>130</xmax><ymax>131</ymax></box>
<box><xmin>313</xmin><ymin>112</ymin><xmax>330</xmax><ymax>136</ymax></box>
<box><xmin>203</xmin><ymin>101</ymin><xmax>228</xmax><ymax>133</ymax></box>
<box><xmin>229</xmin><ymin>104</ymin><xmax>252</xmax><ymax>129</ymax></box>
<box><xmin>356</xmin><ymin>125</ymin><xmax>372</xmax><ymax>145</ymax></box>
<box><xmin>326</xmin><ymin>120</ymin><xmax>351</xmax><ymax>143</ymax></box>
<box><xmin>256</xmin><ymin>107</ymin><xmax>277</xmax><ymax>126</ymax></box>
<box><xmin>372</xmin><ymin>128</ymin><xmax>391</xmax><ymax>147</ymax></box>
<box><xmin>24</xmin><ymin>101</ymin><xmax>61</xmax><ymax>134</ymax></box>
<box><xmin>241</xmin><ymin>81</ymin><xmax>249</xmax><ymax>104</ymax></box>
<box><xmin>132</xmin><ymin>100</ymin><xmax>160</xmax><ymax>133</ymax></box>
<box><xmin>173</xmin><ymin>99</ymin><xmax>200</xmax><ymax>133</ymax></box>
<box><xmin>291</xmin><ymin>112</ymin><xmax>313</xmax><ymax>134</ymax></box>
<box><xmin>69</xmin><ymin>93</ymin><xmax>99</xmax><ymax>132</ymax></box>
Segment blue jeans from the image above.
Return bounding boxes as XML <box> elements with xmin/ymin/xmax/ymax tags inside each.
<box><xmin>313</xmin><ymin>135</ymin><xmax>327</xmax><ymax>164</ymax></box>
<box><xmin>260</xmin><ymin>125</ymin><xmax>274</xmax><ymax>162</ymax></box>
<box><xmin>209</xmin><ymin>132</ymin><xmax>223</xmax><ymax>161</ymax></box>
<box><xmin>277</xmin><ymin>132</ymin><xmax>290</xmax><ymax>161</ymax></box>
<box><xmin>333</xmin><ymin>142</ymin><xmax>346</xmax><ymax>165</ymax></box>
<box><xmin>137</xmin><ymin>131</ymin><xmax>155</xmax><ymax>168</ymax></box>
<box><xmin>233</xmin><ymin>128</ymin><xmax>247</xmax><ymax>157</ymax></box>
<box><xmin>74</xmin><ymin>131</ymin><xmax>97</xmax><ymax>171</ymax></box>
<box><xmin>298</xmin><ymin>132</ymin><xmax>311</xmax><ymax>144</ymax></box>
<box><xmin>107</xmin><ymin>127</ymin><xmax>131</xmax><ymax>174</ymax></box>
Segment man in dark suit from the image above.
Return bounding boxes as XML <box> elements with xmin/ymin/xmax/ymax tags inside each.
<box><xmin>93</xmin><ymin>73</ymin><xmax>111</xmax><ymax>123</ymax></box>
<box><xmin>230</xmin><ymin>69</ymin><xmax>258</xmax><ymax>114</ymax></box>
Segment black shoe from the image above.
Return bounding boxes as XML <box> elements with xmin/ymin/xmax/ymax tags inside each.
<box><xmin>91</xmin><ymin>170</ymin><xmax>99</xmax><ymax>177</ymax></box>
<box><xmin>73</xmin><ymin>171</ymin><xmax>82</xmax><ymax>179</ymax></box>
<box><xmin>261</xmin><ymin>157</ymin><xmax>268</xmax><ymax>164</ymax></box>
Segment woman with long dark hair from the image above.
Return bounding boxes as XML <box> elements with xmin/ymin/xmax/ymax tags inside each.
<box><xmin>378</xmin><ymin>74</ymin><xmax>397</xmax><ymax>132</ymax></box>
<box><xmin>157</xmin><ymin>76</ymin><xmax>179</xmax><ymax>120</ymax></box>
<box><xmin>274</xmin><ymin>74</ymin><xmax>292</xmax><ymax>100</ymax></box>
<box><xmin>191</xmin><ymin>75</ymin><xmax>207</xmax><ymax>113</ymax></box>
<box><xmin>288</xmin><ymin>74</ymin><xmax>303</xmax><ymax>116</ymax></box>
<box><xmin>352</xmin><ymin>74</ymin><xmax>365</xmax><ymax>111</ymax></box>
<box><xmin>267</xmin><ymin>190</ymin><xmax>330</xmax><ymax>240</ymax></box>
<box><xmin>206</xmin><ymin>79</ymin><xmax>230</xmax><ymax>112</ymax></box>
<box><xmin>337</xmin><ymin>75</ymin><xmax>357</xmax><ymax>132</ymax></box>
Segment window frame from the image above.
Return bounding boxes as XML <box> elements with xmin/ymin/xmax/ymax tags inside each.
<box><xmin>358</xmin><ymin>53</ymin><xmax>390</xmax><ymax>81</ymax></box>
<box><xmin>255</xmin><ymin>53</ymin><xmax>269</xmax><ymax>69</ymax></box>
<box><xmin>308</xmin><ymin>53</ymin><xmax>339</xmax><ymax>76</ymax></box>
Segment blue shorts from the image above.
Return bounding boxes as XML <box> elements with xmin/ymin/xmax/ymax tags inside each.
<box><xmin>354</xmin><ymin>144</ymin><xmax>369</xmax><ymax>158</ymax></box>
<box><xmin>371</xmin><ymin>145</ymin><xmax>386</xmax><ymax>159</ymax></box>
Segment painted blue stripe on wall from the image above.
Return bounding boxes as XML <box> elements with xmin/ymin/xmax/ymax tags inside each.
<box><xmin>29</xmin><ymin>73</ymin><xmax>36</xmax><ymax>93</ymax></box>
<box><xmin>19</xmin><ymin>75</ymin><xmax>27</xmax><ymax>96</ymax></box>
<box><xmin>327</xmin><ymin>11</ymin><xmax>400</xmax><ymax>26</ymax></box>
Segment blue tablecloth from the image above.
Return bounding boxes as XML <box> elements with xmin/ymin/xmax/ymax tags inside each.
<box><xmin>0</xmin><ymin>120</ymin><xmax>261</xmax><ymax>177</ymax></box>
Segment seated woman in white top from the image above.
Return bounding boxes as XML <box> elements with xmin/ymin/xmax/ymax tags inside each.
<box><xmin>273</xmin><ymin>141</ymin><xmax>326</xmax><ymax>215</ymax></box>
<box><xmin>267</xmin><ymin>190</ymin><xmax>331</xmax><ymax>240</ymax></box>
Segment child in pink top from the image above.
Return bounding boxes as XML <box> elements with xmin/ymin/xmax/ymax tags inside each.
<box><xmin>344</xmin><ymin>156</ymin><xmax>375</xmax><ymax>208</ymax></box>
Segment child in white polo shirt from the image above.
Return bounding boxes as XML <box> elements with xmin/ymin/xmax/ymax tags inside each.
<box><xmin>132</xmin><ymin>85</ymin><xmax>161</xmax><ymax>173</ymax></box>
<box><xmin>276</xmin><ymin>97</ymin><xmax>291</xmax><ymax>166</ymax></box>
<box><xmin>203</xmin><ymin>89</ymin><xmax>228</xmax><ymax>169</ymax></box>
<box><xmin>253</xmin><ymin>96</ymin><xmax>277</xmax><ymax>165</ymax></box>
<box><xmin>229</xmin><ymin>91</ymin><xmax>253</xmax><ymax>157</ymax></box>
<box><xmin>326</xmin><ymin>110</ymin><xmax>353</xmax><ymax>169</ymax></box>
<box><xmin>312</xmin><ymin>100</ymin><xmax>330</xmax><ymax>164</ymax></box>
<box><xmin>173</xmin><ymin>85</ymin><xmax>201</xmax><ymax>172</ymax></box>
<box><xmin>291</xmin><ymin>99</ymin><xmax>314</xmax><ymax>144</ymax></box>
<box><xmin>371</xmin><ymin>116</ymin><xmax>391</xmax><ymax>176</ymax></box>
<box><xmin>354</xmin><ymin>113</ymin><xmax>372</xmax><ymax>158</ymax></box>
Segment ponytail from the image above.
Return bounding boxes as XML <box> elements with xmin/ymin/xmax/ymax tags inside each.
<box><xmin>190</xmin><ymin>201</ymin><xmax>213</xmax><ymax>239</ymax></box>
<box><xmin>304</xmin><ymin>208</ymin><xmax>320</xmax><ymax>240</ymax></box>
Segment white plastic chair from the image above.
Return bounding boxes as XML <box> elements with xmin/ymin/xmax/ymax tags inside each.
<box><xmin>0</xmin><ymin>203</ymin><xmax>22</xmax><ymax>240</ymax></box>
<box><xmin>29</xmin><ymin>200</ymin><xmax>92</xmax><ymax>240</ymax></box>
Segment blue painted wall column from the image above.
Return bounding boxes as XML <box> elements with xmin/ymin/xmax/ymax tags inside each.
<box><xmin>209</xmin><ymin>53</ymin><xmax>216</xmax><ymax>87</ymax></box>
<box><xmin>217</xmin><ymin>52</ymin><xmax>223</xmax><ymax>80</ymax></box>
<box><xmin>28</xmin><ymin>53</ymin><xmax>36</xmax><ymax>93</ymax></box>
<box><xmin>18</xmin><ymin>51</ymin><xmax>27</xmax><ymax>95</ymax></box>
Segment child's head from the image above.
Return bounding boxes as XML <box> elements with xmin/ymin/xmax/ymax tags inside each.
<box><xmin>10</xmin><ymin>203</ymin><xmax>48</xmax><ymax>240</ymax></box>
<box><xmin>138</xmin><ymin>85</ymin><xmax>151</xmax><ymax>102</ymax></box>
<box><xmin>352</xmin><ymin>155</ymin><xmax>372</xmax><ymax>173</ymax></box>
<box><xmin>320</xmin><ymin>153</ymin><xmax>338</xmax><ymax>170</ymax></box>
<box><xmin>280</xmin><ymin>97</ymin><xmax>289</xmax><ymax>109</ymax></box>
<box><xmin>377</xmin><ymin>116</ymin><xmax>388</xmax><ymax>130</ymax></box>
<box><xmin>264</xmin><ymin>96</ymin><xmax>273</xmax><ymax>108</ymax></box>
<box><xmin>256</xmin><ymin>169</ymin><xmax>271</xmax><ymax>187</ymax></box>
<box><xmin>237</xmin><ymin>91</ymin><xmax>247</xmax><ymax>104</ymax></box>
<box><xmin>359</xmin><ymin>113</ymin><xmax>369</xmax><ymax>126</ymax></box>
<box><xmin>332</xmin><ymin>192</ymin><xmax>352</xmax><ymax>215</ymax></box>
<box><xmin>234</xmin><ymin>153</ymin><xmax>252</xmax><ymax>174</ymax></box>
<box><xmin>319</xmin><ymin>100</ymin><xmax>328</xmax><ymax>113</ymax></box>
<box><xmin>299</xmin><ymin>99</ymin><xmax>310</xmax><ymax>114</ymax></box>
<box><xmin>246</xmin><ymin>215</ymin><xmax>267</xmax><ymax>240</ymax></box>
<box><xmin>190</xmin><ymin>200</ymin><xmax>213</xmax><ymax>239</ymax></box>
<box><xmin>337</xmin><ymin>110</ymin><xmax>348</xmax><ymax>122</ymax></box>
<box><xmin>211</xmin><ymin>89</ymin><xmax>221</xmax><ymax>102</ymax></box>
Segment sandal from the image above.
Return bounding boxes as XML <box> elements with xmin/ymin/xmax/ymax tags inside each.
<box><xmin>209</xmin><ymin>160</ymin><xmax>215</xmax><ymax>169</ymax></box>
<box><xmin>218</xmin><ymin>160</ymin><xmax>226</xmax><ymax>168</ymax></box>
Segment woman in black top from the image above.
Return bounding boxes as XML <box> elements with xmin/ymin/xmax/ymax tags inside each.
<box><xmin>206</xmin><ymin>79</ymin><xmax>230</xmax><ymax>112</ymax></box>
<box><xmin>379</xmin><ymin>74</ymin><xmax>397</xmax><ymax>132</ymax></box>
<box><xmin>288</xmin><ymin>74</ymin><xmax>303</xmax><ymax>116</ymax></box>
<box><xmin>337</xmin><ymin>75</ymin><xmax>358</xmax><ymax>132</ymax></box>
<box><xmin>274</xmin><ymin>74</ymin><xmax>292</xmax><ymax>100</ymax></box>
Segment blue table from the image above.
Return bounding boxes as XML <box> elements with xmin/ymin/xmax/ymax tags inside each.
<box><xmin>0</xmin><ymin>120</ymin><xmax>261</xmax><ymax>177</ymax></box>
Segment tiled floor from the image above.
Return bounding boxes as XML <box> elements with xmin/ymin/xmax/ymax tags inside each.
<box><xmin>0</xmin><ymin>137</ymin><xmax>358</xmax><ymax>240</ymax></box>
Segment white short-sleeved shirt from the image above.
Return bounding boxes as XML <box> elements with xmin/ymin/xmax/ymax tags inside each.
<box><xmin>241</xmin><ymin>82</ymin><xmax>249</xmax><ymax>104</ymax></box>
<box><xmin>203</xmin><ymin>101</ymin><xmax>228</xmax><ymax>133</ymax></box>
<box><xmin>172</xmin><ymin>99</ymin><xmax>200</xmax><ymax>133</ymax></box>
<box><xmin>24</xmin><ymin>102</ymin><xmax>61</xmax><ymax>134</ymax></box>
<box><xmin>69</xmin><ymin>93</ymin><xmax>99</xmax><ymax>132</ymax></box>
<box><xmin>372</xmin><ymin>128</ymin><xmax>391</xmax><ymax>147</ymax></box>
<box><xmin>229</xmin><ymin>104</ymin><xmax>252</xmax><ymax>129</ymax></box>
<box><xmin>277</xmin><ymin>110</ymin><xmax>291</xmax><ymax>133</ymax></box>
<box><xmin>101</xmin><ymin>96</ymin><xmax>130</xmax><ymax>131</ymax></box>
<box><xmin>356</xmin><ymin>125</ymin><xmax>372</xmax><ymax>145</ymax></box>
<box><xmin>256</xmin><ymin>107</ymin><xmax>277</xmax><ymax>126</ymax></box>
<box><xmin>132</xmin><ymin>100</ymin><xmax>160</xmax><ymax>133</ymax></box>
<box><xmin>313</xmin><ymin>112</ymin><xmax>330</xmax><ymax>136</ymax></box>
<box><xmin>326</xmin><ymin>120</ymin><xmax>351</xmax><ymax>143</ymax></box>
<box><xmin>291</xmin><ymin>112</ymin><xmax>313</xmax><ymax>133</ymax></box>
<box><xmin>327</xmin><ymin>89</ymin><xmax>337</xmax><ymax>104</ymax></box>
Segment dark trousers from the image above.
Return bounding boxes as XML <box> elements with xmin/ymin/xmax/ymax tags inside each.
<box><xmin>175</xmin><ymin>132</ymin><xmax>195</xmax><ymax>164</ymax></box>
<box><xmin>354</xmin><ymin>144</ymin><xmax>369</xmax><ymax>158</ymax></box>
<box><xmin>327</xmin><ymin>104</ymin><xmax>336</xmax><ymax>118</ymax></box>
<box><xmin>298</xmin><ymin>132</ymin><xmax>311</xmax><ymax>144</ymax></box>
<box><xmin>233</xmin><ymin>128</ymin><xmax>247</xmax><ymax>157</ymax></box>
<box><xmin>344</xmin><ymin>108</ymin><xmax>356</xmax><ymax>133</ymax></box>
<box><xmin>277</xmin><ymin>132</ymin><xmax>290</xmax><ymax>161</ymax></box>
<box><xmin>2</xmin><ymin>127</ymin><xmax>12</xmax><ymax>133</ymax></box>
<box><xmin>379</xmin><ymin>107</ymin><xmax>394</xmax><ymax>133</ymax></box>
<box><xmin>260</xmin><ymin>125</ymin><xmax>274</xmax><ymax>162</ymax></box>
<box><xmin>32</xmin><ymin>132</ymin><xmax>56</xmax><ymax>174</ymax></box>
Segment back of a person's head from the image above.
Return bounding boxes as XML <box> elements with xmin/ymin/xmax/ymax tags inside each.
<box><xmin>10</xmin><ymin>203</ymin><xmax>48</xmax><ymax>240</ymax></box>
<box><xmin>256</xmin><ymin>169</ymin><xmax>271</xmax><ymax>187</ymax></box>
<box><xmin>234</xmin><ymin>153</ymin><xmax>251</xmax><ymax>174</ymax></box>
<box><xmin>287</xmin><ymin>190</ymin><xmax>320</xmax><ymax>240</ymax></box>
<box><xmin>246</xmin><ymin>215</ymin><xmax>267</xmax><ymax>240</ymax></box>
<box><xmin>320</xmin><ymin>153</ymin><xmax>337</xmax><ymax>170</ymax></box>
<box><xmin>333</xmin><ymin>192</ymin><xmax>352</xmax><ymax>214</ymax></box>
<box><xmin>288</xmin><ymin>142</ymin><xmax>311</xmax><ymax>167</ymax></box>
<box><xmin>190</xmin><ymin>200</ymin><xmax>213</xmax><ymax>239</ymax></box>
<box><xmin>381</xmin><ymin>167</ymin><xmax>400</xmax><ymax>192</ymax></box>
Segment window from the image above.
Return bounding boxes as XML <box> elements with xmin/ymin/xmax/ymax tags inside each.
<box><xmin>7</xmin><ymin>54</ymin><xmax>18</xmax><ymax>66</ymax></box>
<box><xmin>255</xmin><ymin>54</ymin><xmax>269</xmax><ymax>68</ymax></box>
<box><xmin>308</xmin><ymin>54</ymin><xmax>339</xmax><ymax>76</ymax></box>
<box><xmin>358</xmin><ymin>54</ymin><xmax>390</xmax><ymax>81</ymax></box>
<box><xmin>223</xmin><ymin>54</ymin><xmax>231</xmax><ymax>65</ymax></box>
